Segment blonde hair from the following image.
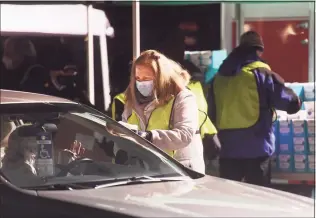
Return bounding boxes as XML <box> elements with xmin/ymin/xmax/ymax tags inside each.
<box><xmin>125</xmin><ymin>50</ymin><xmax>190</xmax><ymax>109</ymax></box>
<box><xmin>170</xmin><ymin>59</ymin><xmax>191</xmax><ymax>86</ymax></box>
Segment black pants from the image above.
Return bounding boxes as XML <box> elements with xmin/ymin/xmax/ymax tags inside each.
<box><xmin>219</xmin><ymin>156</ymin><xmax>271</xmax><ymax>187</ymax></box>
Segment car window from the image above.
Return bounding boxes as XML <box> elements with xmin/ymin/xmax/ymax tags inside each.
<box><xmin>0</xmin><ymin>103</ymin><xmax>187</xmax><ymax>189</ymax></box>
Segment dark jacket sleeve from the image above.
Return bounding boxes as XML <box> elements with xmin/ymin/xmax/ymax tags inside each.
<box><xmin>262</xmin><ymin>69</ymin><xmax>301</xmax><ymax>114</ymax></box>
<box><xmin>22</xmin><ymin>66</ymin><xmax>52</xmax><ymax>95</ymax></box>
<box><xmin>207</xmin><ymin>79</ymin><xmax>217</xmax><ymax>127</ymax></box>
<box><xmin>114</xmin><ymin>99</ymin><xmax>125</xmax><ymax>121</ymax></box>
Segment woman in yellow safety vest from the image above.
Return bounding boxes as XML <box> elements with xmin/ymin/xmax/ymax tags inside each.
<box><xmin>117</xmin><ymin>50</ymin><xmax>205</xmax><ymax>174</ymax></box>
<box><xmin>112</xmin><ymin>58</ymin><xmax>221</xmax><ymax>162</ymax></box>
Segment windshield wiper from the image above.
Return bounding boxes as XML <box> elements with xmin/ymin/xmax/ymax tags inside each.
<box><xmin>26</xmin><ymin>183</ymin><xmax>93</xmax><ymax>191</ymax></box>
<box><xmin>95</xmin><ymin>175</ymin><xmax>188</xmax><ymax>189</ymax></box>
<box><xmin>25</xmin><ymin>175</ymin><xmax>189</xmax><ymax>190</ymax></box>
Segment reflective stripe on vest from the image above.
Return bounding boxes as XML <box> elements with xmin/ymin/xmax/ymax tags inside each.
<box><xmin>127</xmin><ymin>97</ymin><xmax>176</xmax><ymax>157</ymax></box>
<box><xmin>213</xmin><ymin>61</ymin><xmax>270</xmax><ymax>130</ymax></box>
<box><xmin>111</xmin><ymin>93</ymin><xmax>126</xmax><ymax>120</ymax></box>
<box><xmin>187</xmin><ymin>81</ymin><xmax>217</xmax><ymax>138</ymax></box>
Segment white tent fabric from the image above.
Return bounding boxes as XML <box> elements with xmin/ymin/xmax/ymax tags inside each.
<box><xmin>0</xmin><ymin>4</ymin><xmax>113</xmax><ymax>36</ymax></box>
<box><xmin>0</xmin><ymin>4</ymin><xmax>112</xmax><ymax>110</ymax></box>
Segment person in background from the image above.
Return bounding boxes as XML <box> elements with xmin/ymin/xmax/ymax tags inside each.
<box><xmin>110</xmin><ymin>52</ymin><xmax>132</xmax><ymax>121</ymax></box>
<box><xmin>208</xmin><ymin>31</ymin><xmax>301</xmax><ymax>186</ymax></box>
<box><xmin>158</xmin><ymin>28</ymin><xmax>205</xmax><ymax>83</ymax></box>
<box><xmin>49</xmin><ymin>64</ymin><xmax>92</xmax><ymax>106</ymax></box>
<box><xmin>158</xmin><ymin>28</ymin><xmax>221</xmax><ymax>161</ymax></box>
<box><xmin>115</xmin><ymin>50</ymin><xmax>205</xmax><ymax>174</ymax></box>
<box><xmin>1</xmin><ymin>37</ymin><xmax>55</xmax><ymax>95</ymax></box>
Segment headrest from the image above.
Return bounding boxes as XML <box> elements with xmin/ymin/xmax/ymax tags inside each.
<box><xmin>42</xmin><ymin>123</ymin><xmax>58</xmax><ymax>133</ymax></box>
<box><xmin>0</xmin><ymin>121</ymin><xmax>16</xmax><ymax>142</ymax></box>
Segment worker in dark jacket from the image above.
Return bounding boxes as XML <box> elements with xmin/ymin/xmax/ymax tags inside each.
<box><xmin>208</xmin><ymin>31</ymin><xmax>301</xmax><ymax>186</ymax></box>
<box><xmin>1</xmin><ymin>37</ymin><xmax>55</xmax><ymax>95</ymax></box>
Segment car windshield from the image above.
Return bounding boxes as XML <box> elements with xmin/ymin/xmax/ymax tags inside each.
<box><xmin>0</xmin><ymin>102</ymin><xmax>188</xmax><ymax>189</ymax></box>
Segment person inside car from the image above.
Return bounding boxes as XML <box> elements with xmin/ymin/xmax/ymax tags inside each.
<box><xmin>1</xmin><ymin>125</ymin><xmax>85</xmax><ymax>186</ymax></box>
<box><xmin>1</xmin><ymin>126</ymin><xmax>40</xmax><ymax>186</ymax></box>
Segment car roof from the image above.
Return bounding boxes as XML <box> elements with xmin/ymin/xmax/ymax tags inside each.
<box><xmin>0</xmin><ymin>89</ymin><xmax>77</xmax><ymax>105</ymax></box>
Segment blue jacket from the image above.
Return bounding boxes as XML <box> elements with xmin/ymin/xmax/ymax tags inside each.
<box><xmin>208</xmin><ymin>47</ymin><xmax>301</xmax><ymax>159</ymax></box>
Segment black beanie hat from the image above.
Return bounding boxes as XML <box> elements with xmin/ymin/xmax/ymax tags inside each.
<box><xmin>239</xmin><ymin>31</ymin><xmax>264</xmax><ymax>50</ymax></box>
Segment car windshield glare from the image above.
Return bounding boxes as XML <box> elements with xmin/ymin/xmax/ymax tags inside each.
<box><xmin>0</xmin><ymin>103</ymin><xmax>187</xmax><ymax>189</ymax></box>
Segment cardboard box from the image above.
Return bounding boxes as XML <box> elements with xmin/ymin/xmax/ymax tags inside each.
<box><xmin>294</xmin><ymin>162</ymin><xmax>308</xmax><ymax>173</ymax></box>
<box><xmin>273</xmin><ymin>121</ymin><xmax>279</xmax><ymax>153</ymax></box>
<box><xmin>305</xmin><ymin>93</ymin><xmax>315</xmax><ymax>102</ymax></box>
<box><xmin>277</xmin><ymin>154</ymin><xmax>293</xmax><ymax>172</ymax></box>
<box><xmin>306</xmin><ymin>126</ymin><xmax>315</xmax><ymax>137</ymax></box>
<box><xmin>293</xmin><ymin>154</ymin><xmax>308</xmax><ymax>173</ymax></box>
<box><xmin>291</xmin><ymin>86</ymin><xmax>304</xmax><ymax>102</ymax></box>
<box><xmin>292</xmin><ymin>120</ymin><xmax>305</xmax><ymax>137</ymax></box>
<box><xmin>307</xmin><ymin>155</ymin><xmax>315</xmax><ymax>173</ymax></box>
<box><xmin>293</xmin><ymin>137</ymin><xmax>308</xmax><ymax>154</ymax></box>
<box><xmin>307</xmin><ymin>162</ymin><xmax>315</xmax><ymax>173</ymax></box>
<box><xmin>278</xmin><ymin>120</ymin><xmax>293</xmax><ymax>154</ymax></box>
<box><xmin>306</xmin><ymin>119</ymin><xmax>315</xmax><ymax>127</ymax></box>
<box><xmin>294</xmin><ymin>154</ymin><xmax>307</xmax><ymax>162</ymax></box>
<box><xmin>287</xmin><ymin>110</ymin><xmax>306</xmax><ymax>120</ymax></box>
<box><xmin>302</xmin><ymin>83</ymin><xmax>315</xmax><ymax>102</ymax></box>
<box><xmin>271</xmin><ymin>154</ymin><xmax>278</xmax><ymax>172</ymax></box>
<box><xmin>276</xmin><ymin>111</ymin><xmax>289</xmax><ymax>120</ymax></box>
<box><xmin>303</xmin><ymin>102</ymin><xmax>315</xmax><ymax>119</ymax></box>
<box><xmin>307</xmin><ymin>136</ymin><xmax>315</xmax><ymax>154</ymax></box>
<box><xmin>308</xmin><ymin>155</ymin><xmax>315</xmax><ymax>163</ymax></box>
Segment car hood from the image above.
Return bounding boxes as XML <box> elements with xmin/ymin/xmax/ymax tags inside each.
<box><xmin>38</xmin><ymin>175</ymin><xmax>314</xmax><ymax>217</ymax></box>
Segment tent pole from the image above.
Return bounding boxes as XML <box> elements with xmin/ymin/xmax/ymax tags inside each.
<box><xmin>220</xmin><ymin>3</ymin><xmax>226</xmax><ymax>50</ymax></box>
<box><xmin>100</xmin><ymin>27</ymin><xmax>111</xmax><ymax>111</ymax></box>
<box><xmin>87</xmin><ymin>4</ymin><xmax>95</xmax><ymax>105</ymax></box>
<box><xmin>221</xmin><ymin>3</ymin><xmax>233</xmax><ymax>53</ymax></box>
<box><xmin>308</xmin><ymin>2</ymin><xmax>315</xmax><ymax>82</ymax></box>
<box><xmin>132</xmin><ymin>1</ymin><xmax>140</xmax><ymax>59</ymax></box>
<box><xmin>235</xmin><ymin>3</ymin><xmax>244</xmax><ymax>46</ymax></box>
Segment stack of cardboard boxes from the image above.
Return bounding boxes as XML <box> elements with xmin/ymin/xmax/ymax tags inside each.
<box><xmin>272</xmin><ymin>82</ymin><xmax>315</xmax><ymax>174</ymax></box>
<box><xmin>184</xmin><ymin>50</ymin><xmax>212</xmax><ymax>73</ymax></box>
<box><xmin>184</xmin><ymin>50</ymin><xmax>229</xmax><ymax>83</ymax></box>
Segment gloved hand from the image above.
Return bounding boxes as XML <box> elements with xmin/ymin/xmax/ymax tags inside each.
<box><xmin>131</xmin><ymin>130</ymin><xmax>153</xmax><ymax>142</ymax></box>
<box><xmin>203</xmin><ymin>133</ymin><xmax>221</xmax><ymax>160</ymax></box>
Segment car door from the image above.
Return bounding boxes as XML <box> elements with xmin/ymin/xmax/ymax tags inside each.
<box><xmin>0</xmin><ymin>177</ymin><xmax>38</xmax><ymax>218</ymax></box>
<box><xmin>0</xmin><ymin>177</ymin><xmax>138</xmax><ymax>218</ymax></box>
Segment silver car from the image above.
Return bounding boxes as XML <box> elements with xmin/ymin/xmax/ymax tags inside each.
<box><xmin>0</xmin><ymin>89</ymin><xmax>314</xmax><ymax>218</ymax></box>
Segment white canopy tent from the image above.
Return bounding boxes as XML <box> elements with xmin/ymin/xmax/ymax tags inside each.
<box><xmin>0</xmin><ymin>4</ymin><xmax>113</xmax><ymax>110</ymax></box>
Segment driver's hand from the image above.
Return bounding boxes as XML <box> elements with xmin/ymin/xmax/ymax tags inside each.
<box><xmin>58</xmin><ymin>141</ymin><xmax>86</xmax><ymax>165</ymax></box>
<box><xmin>67</xmin><ymin>140</ymin><xmax>85</xmax><ymax>158</ymax></box>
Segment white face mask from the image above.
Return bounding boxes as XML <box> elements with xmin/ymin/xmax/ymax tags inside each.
<box><xmin>136</xmin><ymin>80</ymin><xmax>154</xmax><ymax>97</ymax></box>
<box><xmin>22</xmin><ymin>138</ymin><xmax>37</xmax><ymax>166</ymax></box>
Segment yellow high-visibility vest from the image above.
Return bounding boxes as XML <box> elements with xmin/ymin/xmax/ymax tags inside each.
<box><xmin>187</xmin><ymin>81</ymin><xmax>217</xmax><ymax>138</ymax></box>
<box><xmin>213</xmin><ymin>61</ymin><xmax>271</xmax><ymax>129</ymax></box>
<box><xmin>127</xmin><ymin>97</ymin><xmax>176</xmax><ymax>157</ymax></box>
<box><xmin>111</xmin><ymin>81</ymin><xmax>217</xmax><ymax>140</ymax></box>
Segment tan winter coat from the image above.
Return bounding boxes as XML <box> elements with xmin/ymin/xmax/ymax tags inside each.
<box><xmin>122</xmin><ymin>89</ymin><xmax>205</xmax><ymax>174</ymax></box>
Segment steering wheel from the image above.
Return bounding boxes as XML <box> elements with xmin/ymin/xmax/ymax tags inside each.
<box><xmin>55</xmin><ymin>157</ymin><xmax>94</xmax><ymax>177</ymax></box>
